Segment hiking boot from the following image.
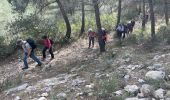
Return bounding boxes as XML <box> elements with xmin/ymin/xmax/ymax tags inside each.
<box><xmin>22</xmin><ymin>67</ymin><xmax>28</xmax><ymax>70</ymax></box>
<box><xmin>37</xmin><ymin>63</ymin><xmax>42</xmax><ymax>66</ymax></box>
<box><xmin>50</xmin><ymin>58</ymin><xmax>54</xmax><ymax>60</ymax></box>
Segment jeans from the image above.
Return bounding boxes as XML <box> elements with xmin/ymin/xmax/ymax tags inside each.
<box><xmin>89</xmin><ymin>37</ymin><xmax>95</xmax><ymax>48</ymax></box>
<box><xmin>42</xmin><ymin>47</ymin><xmax>54</xmax><ymax>59</ymax></box>
<box><xmin>23</xmin><ymin>51</ymin><xmax>42</xmax><ymax>68</ymax></box>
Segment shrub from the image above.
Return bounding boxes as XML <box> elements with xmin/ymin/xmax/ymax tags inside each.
<box><xmin>0</xmin><ymin>73</ymin><xmax>22</xmax><ymax>92</ymax></box>
<box><xmin>0</xmin><ymin>36</ymin><xmax>17</xmax><ymax>59</ymax></box>
<box><xmin>124</xmin><ymin>34</ymin><xmax>138</xmax><ymax>45</ymax></box>
<box><xmin>122</xmin><ymin>9</ymin><xmax>139</xmax><ymax>20</ymax></box>
<box><xmin>157</xmin><ymin>25</ymin><xmax>170</xmax><ymax>44</ymax></box>
<box><xmin>97</xmin><ymin>76</ymin><xmax>120</xmax><ymax>99</ymax></box>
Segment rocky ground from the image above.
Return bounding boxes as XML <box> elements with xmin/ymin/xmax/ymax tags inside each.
<box><xmin>1</xmin><ymin>34</ymin><xmax>170</xmax><ymax>100</ymax></box>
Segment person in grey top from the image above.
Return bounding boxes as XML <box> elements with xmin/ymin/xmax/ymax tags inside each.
<box><xmin>16</xmin><ymin>39</ymin><xmax>42</xmax><ymax>70</ymax></box>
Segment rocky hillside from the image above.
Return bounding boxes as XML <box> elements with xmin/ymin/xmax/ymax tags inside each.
<box><xmin>1</xmin><ymin>34</ymin><xmax>170</xmax><ymax>100</ymax></box>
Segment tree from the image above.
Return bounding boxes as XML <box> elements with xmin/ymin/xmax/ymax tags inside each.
<box><xmin>142</xmin><ymin>0</ymin><xmax>146</xmax><ymax>31</ymax></box>
<box><xmin>164</xmin><ymin>0</ymin><xmax>169</xmax><ymax>25</ymax></box>
<box><xmin>8</xmin><ymin>0</ymin><xmax>72</xmax><ymax>40</ymax></box>
<box><xmin>80</xmin><ymin>0</ymin><xmax>85</xmax><ymax>36</ymax></box>
<box><xmin>56</xmin><ymin>0</ymin><xmax>71</xmax><ymax>40</ymax></box>
<box><xmin>92</xmin><ymin>0</ymin><xmax>105</xmax><ymax>52</ymax></box>
<box><xmin>117</xmin><ymin>0</ymin><xmax>122</xmax><ymax>26</ymax></box>
<box><xmin>148</xmin><ymin>0</ymin><xmax>155</xmax><ymax>40</ymax></box>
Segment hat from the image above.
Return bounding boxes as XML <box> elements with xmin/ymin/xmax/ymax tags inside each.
<box><xmin>88</xmin><ymin>28</ymin><xmax>92</xmax><ymax>32</ymax></box>
<box><xmin>101</xmin><ymin>27</ymin><xmax>105</xmax><ymax>30</ymax></box>
<box><xmin>16</xmin><ymin>39</ymin><xmax>23</xmax><ymax>46</ymax></box>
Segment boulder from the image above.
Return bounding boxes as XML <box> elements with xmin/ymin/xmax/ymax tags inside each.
<box><xmin>140</xmin><ymin>84</ymin><xmax>154</xmax><ymax>97</ymax></box>
<box><xmin>6</xmin><ymin>83</ymin><xmax>28</xmax><ymax>95</ymax></box>
<box><xmin>145</xmin><ymin>71</ymin><xmax>165</xmax><ymax>80</ymax></box>
<box><xmin>41</xmin><ymin>92</ymin><xmax>48</xmax><ymax>97</ymax></box>
<box><xmin>125</xmin><ymin>97</ymin><xmax>150</xmax><ymax>100</ymax></box>
<box><xmin>38</xmin><ymin>97</ymin><xmax>47</xmax><ymax>100</ymax></box>
<box><xmin>124</xmin><ymin>85</ymin><xmax>139</xmax><ymax>94</ymax></box>
<box><xmin>14</xmin><ymin>96</ymin><xmax>21</xmax><ymax>100</ymax></box>
<box><xmin>154</xmin><ymin>88</ymin><xmax>165</xmax><ymax>99</ymax></box>
<box><xmin>57</xmin><ymin>92</ymin><xmax>67</xmax><ymax>99</ymax></box>
<box><xmin>114</xmin><ymin>90</ymin><xmax>123</xmax><ymax>96</ymax></box>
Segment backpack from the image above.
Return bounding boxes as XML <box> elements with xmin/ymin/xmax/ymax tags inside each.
<box><xmin>49</xmin><ymin>39</ymin><xmax>54</xmax><ymax>45</ymax></box>
<box><xmin>26</xmin><ymin>38</ymin><xmax>37</xmax><ymax>50</ymax></box>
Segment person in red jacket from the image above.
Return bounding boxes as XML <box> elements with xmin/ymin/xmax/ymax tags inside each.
<box><xmin>88</xmin><ymin>28</ymin><xmax>96</xmax><ymax>48</ymax></box>
<box><xmin>42</xmin><ymin>35</ymin><xmax>54</xmax><ymax>61</ymax></box>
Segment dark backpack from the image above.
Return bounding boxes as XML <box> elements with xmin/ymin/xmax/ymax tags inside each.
<box><xmin>26</xmin><ymin>38</ymin><xmax>37</xmax><ymax>50</ymax></box>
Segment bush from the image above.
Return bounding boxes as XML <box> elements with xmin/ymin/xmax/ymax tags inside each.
<box><xmin>97</xmin><ymin>76</ymin><xmax>121</xmax><ymax>99</ymax></box>
<box><xmin>122</xmin><ymin>9</ymin><xmax>139</xmax><ymax>20</ymax></box>
<box><xmin>124</xmin><ymin>34</ymin><xmax>138</xmax><ymax>45</ymax></box>
<box><xmin>0</xmin><ymin>36</ymin><xmax>17</xmax><ymax>59</ymax></box>
<box><xmin>157</xmin><ymin>25</ymin><xmax>170</xmax><ymax>44</ymax></box>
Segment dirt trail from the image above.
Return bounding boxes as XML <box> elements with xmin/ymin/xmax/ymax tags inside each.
<box><xmin>0</xmin><ymin>38</ymin><xmax>102</xmax><ymax>84</ymax></box>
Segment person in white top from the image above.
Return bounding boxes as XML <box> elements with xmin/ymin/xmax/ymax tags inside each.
<box><xmin>16</xmin><ymin>39</ymin><xmax>42</xmax><ymax>70</ymax></box>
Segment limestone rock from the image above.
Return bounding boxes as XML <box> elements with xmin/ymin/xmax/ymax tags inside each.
<box><xmin>57</xmin><ymin>92</ymin><xmax>67</xmax><ymax>99</ymax></box>
<box><xmin>41</xmin><ymin>92</ymin><xmax>48</xmax><ymax>97</ymax></box>
<box><xmin>124</xmin><ymin>85</ymin><xmax>139</xmax><ymax>94</ymax></box>
<box><xmin>114</xmin><ymin>90</ymin><xmax>123</xmax><ymax>96</ymax></box>
<box><xmin>154</xmin><ymin>88</ymin><xmax>165</xmax><ymax>99</ymax></box>
<box><xmin>38</xmin><ymin>97</ymin><xmax>47</xmax><ymax>100</ymax></box>
<box><xmin>140</xmin><ymin>84</ymin><xmax>154</xmax><ymax>97</ymax></box>
<box><xmin>6</xmin><ymin>83</ymin><xmax>28</xmax><ymax>95</ymax></box>
<box><xmin>145</xmin><ymin>71</ymin><xmax>165</xmax><ymax>80</ymax></box>
<box><xmin>14</xmin><ymin>96</ymin><xmax>21</xmax><ymax>100</ymax></box>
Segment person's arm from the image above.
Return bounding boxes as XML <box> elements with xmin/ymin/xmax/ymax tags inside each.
<box><xmin>25</xmin><ymin>43</ymin><xmax>32</xmax><ymax>57</ymax></box>
<box><xmin>27</xmin><ymin>48</ymin><xmax>32</xmax><ymax>57</ymax></box>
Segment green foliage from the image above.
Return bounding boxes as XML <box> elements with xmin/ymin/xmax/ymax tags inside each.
<box><xmin>97</xmin><ymin>76</ymin><xmax>120</xmax><ymax>99</ymax></box>
<box><xmin>157</xmin><ymin>25</ymin><xmax>170</xmax><ymax>44</ymax></box>
<box><xmin>0</xmin><ymin>73</ymin><xmax>22</xmax><ymax>92</ymax></box>
<box><xmin>0</xmin><ymin>36</ymin><xmax>17</xmax><ymax>58</ymax></box>
<box><xmin>124</xmin><ymin>34</ymin><xmax>138</xmax><ymax>45</ymax></box>
<box><xmin>7</xmin><ymin>14</ymin><xmax>59</xmax><ymax>39</ymax></box>
<box><xmin>145</xmin><ymin>79</ymin><xmax>165</xmax><ymax>89</ymax></box>
<box><xmin>122</xmin><ymin>9</ymin><xmax>139</xmax><ymax>20</ymax></box>
<box><xmin>101</xmin><ymin>13</ymin><xmax>117</xmax><ymax>31</ymax></box>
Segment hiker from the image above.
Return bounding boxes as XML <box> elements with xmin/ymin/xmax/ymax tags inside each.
<box><xmin>42</xmin><ymin>35</ymin><xmax>54</xmax><ymax>61</ymax></box>
<box><xmin>127</xmin><ymin>20</ymin><xmax>135</xmax><ymax>34</ymax></box>
<box><xmin>87</xmin><ymin>28</ymin><xmax>96</xmax><ymax>48</ymax></box>
<box><xmin>116</xmin><ymin>23</ymin><xmax>125</xmax><ymax>40</ymax></box>
<box><xmin>16</xmin><ymin>39</ymin><xmax>42</xmax><ymax>70</ymax></box>
<box><xmin>99</xmin><ymin>27</ymin><xmax>107</xmax><ymax>52</ymax></box>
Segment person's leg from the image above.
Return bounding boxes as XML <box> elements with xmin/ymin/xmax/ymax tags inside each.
<box><xmin>30</xmin><ymin>51</ymin><xmax>42</xmax><ymax>65</ymax></box>
<box><xmin>92</xmin><ymin>37</ymin><xmax>94</xmax><ymax>47</ymax></box>
<box><xmin>23</xmin><ymin>52</ymin><xmax>29</xmax><ymax>69</ymax></box>
<box><xmin>42</xmin><ymin>47</ymin><xmax>48</xmax><ymax>59</ymax></box>
<box><xmin>49</xmin><ymin>47</ymin><xmax>54</xmax><ymax>59</ymax></box>
<box><xmin>122</xmin><ymin>32</ymin><xmax>126</xmax><ymax>39</ymax></box>
<box><xmin>89</xmin><ymin>37</ymin><xmax>92</xmax><ymax>48</ymax></box>
<box><xmin>102</xmin><ymin>40</ymin><xmax>106</xmax><ymax>52</ymax></box>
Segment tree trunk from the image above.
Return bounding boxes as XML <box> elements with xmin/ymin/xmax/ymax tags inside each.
<box><xmin>80</xmin><ymin>0</ymin><xmax>85</xmax><ymax>36</ymax></box>
<box><xmin>92</xmin><ymin>0</ymin><xmax>105</xmax><ymax>52</ymax></box>
<box><xmin>148</xmin><ymin>0</ymin><xmax>155</xmax><ymax>40</ymax></box>
<box><xmin>142</xmin><ymin>0</ymin><xmax>146</xmax><ymax>31</ymax></box>
<box><xmin>164</xmin><ymin>0</ymin><xmax>169</xmax><ymax>25</ymax></box>
<box><xmin>56</xmin><ymin>0</ymin><xmax>71</xmax><ymax>40</ymax></box>
<box><xmin>116</xmin><ymin>0</ymin><xmax>122</xmax><ymax>26</ymax></box>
